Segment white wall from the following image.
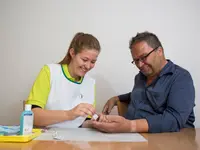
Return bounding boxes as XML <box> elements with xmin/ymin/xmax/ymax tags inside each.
<box><xmin>0</xmin><ymin>0</ymin><xmax>200</xmax><ymax>126</ymax></box>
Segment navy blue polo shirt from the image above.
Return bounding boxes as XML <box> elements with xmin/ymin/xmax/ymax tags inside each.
<box><xmin>118</xmin><ymin>60</ymin><xmax>195</xmax><ymax>133</ymax></box>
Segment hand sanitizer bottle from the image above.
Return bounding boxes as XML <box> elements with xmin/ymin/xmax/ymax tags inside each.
<box><xmin>20</xmin><ymin>104</ymin><xmax>34</xmax><ymax>135</ymax></box>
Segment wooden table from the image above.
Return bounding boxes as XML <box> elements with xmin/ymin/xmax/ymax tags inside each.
<box><xmin>0</xmin><ymin>128</ymin><xmax>199</xmax><ymax>150</ymax></box>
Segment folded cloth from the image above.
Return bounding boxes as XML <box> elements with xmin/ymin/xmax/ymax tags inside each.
<box><xmin>0</xmin><ymin>125</ymin><xmax>20</xmax><ymax>135</ymax></box>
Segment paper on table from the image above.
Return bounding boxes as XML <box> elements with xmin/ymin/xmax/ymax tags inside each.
<box><xmin>35</xmin><ymin>128</ymin><xmax>147</xmax><ymax>142</ymax></box>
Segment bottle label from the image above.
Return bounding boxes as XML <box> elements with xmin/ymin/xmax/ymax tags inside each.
<box><xmin>23</xmin><ymin>114</ymin><xmax>33</xmax><ymax>135</ymax></box>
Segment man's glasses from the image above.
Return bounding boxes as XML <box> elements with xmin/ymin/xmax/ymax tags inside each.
<box><xmin>131</xmin><ymin>46</ymin><xmax>160</xmax><ymax>65</ymax></box>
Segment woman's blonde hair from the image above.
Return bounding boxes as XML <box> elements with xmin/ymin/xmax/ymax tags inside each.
<box><xmin>59</xmin><ymin>32</ymin><xmax>101</xmax><ymax>64</ymax></box>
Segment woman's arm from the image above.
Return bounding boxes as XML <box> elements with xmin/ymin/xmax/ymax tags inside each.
<box><xmin>32</xmin><ymin>108</ymin><xmax>73</xmax><ymax>127</ymax></box>
<box><xmin>32</xmin><ymin>103</ymin><xmax>95</xmax><ymax>127</ymax></box>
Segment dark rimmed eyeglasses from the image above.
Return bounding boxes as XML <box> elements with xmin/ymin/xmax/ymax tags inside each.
<box><xmin>131</xmin><ymin>46</ymin><xmax>160</xmax><ymax>65</ymax></box>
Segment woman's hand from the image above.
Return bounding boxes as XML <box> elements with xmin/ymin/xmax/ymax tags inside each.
<box><xmin>69</xmin><ymin>103</ymin><xmax>96</xmax><ymax>120</ymax></box>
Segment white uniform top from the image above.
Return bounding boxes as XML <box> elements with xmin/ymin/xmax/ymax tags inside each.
<box><xmin>45</xmin><ymin>64</ymin><xmax>95</xmax><ymax>128</ymax></box>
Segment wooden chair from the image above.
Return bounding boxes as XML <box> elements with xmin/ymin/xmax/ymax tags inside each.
<box><xmin>117</xmin><ymin>100</ymin><xmax>129</xmax><ymax>116</ymax></box>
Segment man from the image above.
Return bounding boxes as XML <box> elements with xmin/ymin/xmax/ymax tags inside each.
<box><xmin>92</xmin><ymin>31</ymin><xmax>195</xmax><ymax>133</ymax></box>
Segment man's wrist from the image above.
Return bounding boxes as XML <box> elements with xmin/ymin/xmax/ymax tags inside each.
<box><xmin>129</xmin><ymin>120</ymin><xmax>136</xmax><ymax>132</ymax></box>
<box><xmin>129</xmin><ymin>119</ymin><xmax>149</xmax><ymax>133</ymax></box>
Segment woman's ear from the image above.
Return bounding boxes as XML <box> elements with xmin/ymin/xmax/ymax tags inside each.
<box><xmin>69</xmin><ymin>48</ymin><xmax>75</xmax><ymax>58</ymax></box>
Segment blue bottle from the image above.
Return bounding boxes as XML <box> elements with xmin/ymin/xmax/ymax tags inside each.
<box><xmin>20</xmin><ymin>104</ymin><xmax>34</xmax><ymax>135</ymax></box>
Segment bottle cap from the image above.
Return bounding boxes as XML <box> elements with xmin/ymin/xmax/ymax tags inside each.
<box><xmin>25</xmin><ymin>104</ymin><xmax>32</xmax><ymax>111</ymax></box>
<box><xmin>92</xmin><ymin>114</ymin><xmax>99</xmax><ymax>121</ymax></box>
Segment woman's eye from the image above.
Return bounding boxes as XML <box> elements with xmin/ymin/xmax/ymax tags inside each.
<box><xmin>82</xmin><ymin>59</ymin><xmax>87</xmax><ymax>62</ymax></box>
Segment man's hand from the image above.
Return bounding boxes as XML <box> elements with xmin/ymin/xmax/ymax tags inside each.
<box><xmin>92</xmin><ymin>115</ymin><xmax>134</xmax><ymax>133</ymax></box>
<box><xmin>102</xmin><ymin>97</ymin><xmax>119</xmax><ymax>115</ymax></box>
<box><xmin>81</xmin><ymin>120</ymin><xmax>93</xmax><ymax>128</ymax></box>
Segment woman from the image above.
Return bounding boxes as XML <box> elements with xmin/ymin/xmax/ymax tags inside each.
<box><xmin>26</xmin><ymin>32</ymin><xmax>101</xmax><ymax>128</ymax></box>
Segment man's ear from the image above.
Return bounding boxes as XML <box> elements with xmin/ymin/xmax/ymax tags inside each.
<box><xmin>69</xmin><ymin>48</ymin><xmax>75</xmax><ymax>58</ymax></box>
<box><xmin>157</xmin><ymin>47</ymin><xmax>164</xmax><ymax>56</ymax></box>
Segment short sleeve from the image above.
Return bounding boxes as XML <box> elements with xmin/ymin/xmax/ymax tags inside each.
<box><xmin>26</xmin><ymin>65</ymin><xmax>50</xmax><ymax>109</ymax></box>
